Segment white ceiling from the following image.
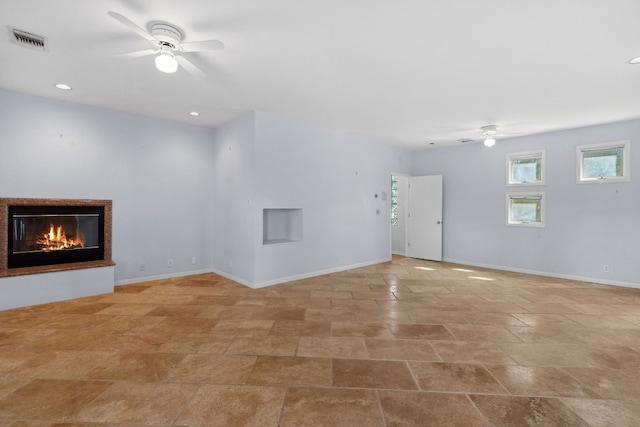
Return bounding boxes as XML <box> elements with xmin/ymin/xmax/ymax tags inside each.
<box><xmin>1</xmin><ymin>0</ymin><xmax>639</xmax><ymax>149</ymax></box>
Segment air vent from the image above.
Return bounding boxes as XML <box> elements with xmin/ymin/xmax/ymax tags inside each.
<box><xmin>9</xmin><ymin>27</ymin><xmax>47</xmax><ymax>52</ymax></box>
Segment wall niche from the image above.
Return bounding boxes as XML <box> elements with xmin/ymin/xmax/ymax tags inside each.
<box><xmin>262</xmin><ymin>208</ymin><xmax>303</xmax><ymax>245</ymax></box>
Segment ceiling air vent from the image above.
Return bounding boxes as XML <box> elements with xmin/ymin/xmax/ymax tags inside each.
<box><xmin>9</xmin><ymin>27</ymin><xmax>47</xmax><ymax>52</ymax></box>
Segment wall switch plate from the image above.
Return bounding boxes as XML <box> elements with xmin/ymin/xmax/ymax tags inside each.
<box><xmin>191</xmin><ymin>256</ymin><xmax>196</xmax><ymax>265</ymax></box>
<box><xmin>167</xmin><ymin>259</ymin><xmax>173</xmax><ymax>268</ymax></box>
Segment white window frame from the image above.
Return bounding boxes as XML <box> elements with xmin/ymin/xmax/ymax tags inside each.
<box><xmin>507</xmin><ymin>150</ymin><xmax>546</xmax><ymax>186</ymax></box>
<box><xmin>576</xmin><ymin>140</ymin><xmax>630</xmax><ymax>184</ymax></box>
<box><xmin>506</xmin><ymin>192</ymin><xmax>545</xmax><ymax>227</ymax></box>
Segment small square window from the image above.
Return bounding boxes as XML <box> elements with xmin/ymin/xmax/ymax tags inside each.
<box><xmin>507</xmin><ymin>150</ymin><xmax>545</xmax><ymax>185</ymax></box>
<box><xmin>507</xmin><ymin>192</ymin><xmax>544</xmax><ymax>227</ymax></box>
<box><xmin>577</xmin><ymin>141</ymin><xmax>630</xmax><ymax>183</ymax></box>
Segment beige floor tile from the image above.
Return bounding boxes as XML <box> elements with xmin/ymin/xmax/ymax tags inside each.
<box><xmin>431</xmin><ymin>340</ymin><xmax>517</xmax><ymax>364</ymax></box>
<box><xmin>225</xmin><ymin>336</ymin><xmax>299</xmax><ymax>356</ymax></box>
<box><xmin>92</xmin><ymin>314</ymin><xmax>166</xmax><ymax>332</ymax></box>
<box><xmin>269</xmin><ymin>320</ymin><xmax>331</xmax><ymax>337</ymax></box>
<box><xmin>561</xmin><ymin>397</ymin><xmax>640</xmax><ymax>427</ymax></box>
<box><xmin>364</xmin><ymin>338</ymin><xmax>440</xmax><ymax>361</ymax></box>
<box><xmin>279</xmin><ymin>387</ymin><xmax>384</xmax><ymax>427</ymax></box>
<box><xmin>0</xmin><ymin>377</ymin><xmax>32</xmax><ymax>399</ymax></box>
<box><xmin>95</xmin><ymin>303</ymin><xmax>158</xmax><ymax>316</ymax></box>
<box><xmin>469</xmin><ymin>394</ymin><xmax>590</xmax><ymax>427</ymax></box>
<box><xmin>562</xmin><ymin>366</ymin><xmax>640</xmax><ymax>400</ymax></box>
<box><xmin>158</xmin><ymin>332</ymin><xmax>235</xmax><ymax>354</ymax></box>
<box><xmin>84</xmin><ymin>352</ymin><xmax>185</xmax><ymax>381</ymax></box>
<box><xmin>84</xmin><ymin>331</ymin><xmax>171</xmax><ymax>352</ymax></box>
<box><xmin>498</xmin><ymin>343</ymin><xmax>613</xmax><ymax>367</ymax></box>
<box><xmin>0</xmin><ymin>379</ymin><xmax>113</xmax><ymax>420</ymax></box>
<box><xmin>248</xmin><ymin>355</ymin><xmax>331</xmax><ymax>387</ymax></box>
<box><xmin>378</xmin><ymin>390</ymin><xmax>486</xmax><ymax>427</ymax></box>
<box><xmin>209</xmin><ymin>319</ymin><xmax>275</xmax><ymax>336</ymax></box>
<box><xmin>7</xmin><ymin>350</ymin><xmax>115</xmax><ymax>379</ymax></box>
<box><xmin>333</xmin><ymin>358</ymin><xmax>418</xmax><ymax>390</ymax></box>
<box><xmin>446</xmin><ymin>324</ymin><xmax>521</xmax><ymax>342</ymax></box>
<box><xmin>389</xmin><ymin>323</ymin><xmax>454</xmax><ymax>340</ymax></box>
<box><xmin>165</xmin><ymin>354</ymin><xmax>256</xmax><ymax>384</ymax></box>
<box><xmin>297</xmin><ymin>336</ymin><xmax>368</xmax><ymax>358</ymax></box>
<box><xmin>409</xmin><ymin>361</ymin><xmax>507</xmax><ymax>393</ymax></box>
<box><xmin>72</xmin><ymin>381</ymin><xmax>197</xmax><ymax>424</ymax></box>
<box><xmin>486</xmin><ymin>365</ymin><xmax>601</xmax><ymax>398</ymax></box>
<box><xmin>331</xmin><ymin>321</ymin><xmax>394</xmax><ymax>338</ymax></box>
<box><xmin>149</xmin><ymin>316</ymin><xmax>218</xmax><ymax>333</ymax></box>
<box><xmin>176</xmin><ymin>384</ymin><xmax>286</xmax><ymax>427</ymax></box>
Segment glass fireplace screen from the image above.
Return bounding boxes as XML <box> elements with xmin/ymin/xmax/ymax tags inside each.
<box><xmin>12</xmin><ymin>213</ymin><xmax>100</xmax><ymax>253</ymax></box>
<box><xmin>8</xmin><ymin>206</ymin><xmax>104</xmax><ymax>268</ymax></box>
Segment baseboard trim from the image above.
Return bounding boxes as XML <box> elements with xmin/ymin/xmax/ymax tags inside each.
<box><xmin>252</xmin><ymin>258</ymin><xmax>391</xmax><ymax>289</ymax></box>
<box><xmin>208</xmin><ymin>269</ymin><xmax>254</xmax><ymax>288</ymax></box>
<box><xmin>114</xmin><ymin>258</ymin><xmax>394</xmax><ymax>290</ymax></box>
<box><xmin>115</xmin><ymin>268</ymin><xmax>214</xmax><ymax>287</ymax></box>
<box><xmin>443</xmin><ymin>258</ymin><xmax>640</xmax><ymax>289</ymax></box>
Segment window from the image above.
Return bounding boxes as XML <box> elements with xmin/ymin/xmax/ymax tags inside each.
<box><xmin>507</xmin><ymin>150</ymin><xmax>545</xmax><ymax>185</ymax></box>
<box><xmin>577</xmin><ymin>140</ymin><xmax>630</xmax><ymax>183</ymax></box>
<box><xmin>390</xmin><ymin>175</ymin><xmax>398</xmax><ymax>226</ymax></box>
<box><xmin>507</xmin><ymin>192</ymin><xmax>544</xmax><ymax>227</ymax></box>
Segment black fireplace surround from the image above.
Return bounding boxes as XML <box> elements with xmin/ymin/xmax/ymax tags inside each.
<box><xmin>8</xmin><ymin>204</ymin><xmax>105</xmax><ymax>269</ymax></box>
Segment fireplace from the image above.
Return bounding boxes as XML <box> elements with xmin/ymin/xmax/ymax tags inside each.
<box><xmin>1</xmin><ymin>198</ymin><xmax>113</xmax><ymax>277</ymax></box>
<box><xmin>8</xmin><ymin>205</ymin><xmax>105</xmax><ymax>268</ymax></box>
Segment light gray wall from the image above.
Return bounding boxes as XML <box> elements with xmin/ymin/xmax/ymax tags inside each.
<box><xmin>210</xmin><ymin>113</ymin><xmax>256</xmax><ymax>285</ymax></box>
<box><xmin>412</xmin><ymin>119</ymin><xmax>640</xmax><ymax>286</ymax></box>
<box><xmin>0</xmin><ymin>89</ymin><xmax>216</xmax><ymax>283</ymax></box>
<box><xmin>252</xmin><ymin>112</ymin><xmax>412</xmax><ymax>285</ymax></box>
<box><xmin>209</xmin><ymin>111</ymin><xmax>412</xmax><ymax>286</ymax></box>
<box><xmin>391</xmin><ymin>175</ymin><xmax>408</xmax><ymax>255</ymax></box>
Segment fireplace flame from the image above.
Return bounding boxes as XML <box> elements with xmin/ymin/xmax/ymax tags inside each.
<box><xmin>38</xmin><ymin>224</ymin><xmax>84</xmax><ymax>251</ymax></box>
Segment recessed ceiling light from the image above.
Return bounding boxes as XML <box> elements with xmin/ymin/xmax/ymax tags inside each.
<box><xmin>54</xmin><ymin>83</ymin><xmax>72</xmax><ymax>91</ymax></box>
<box><xmin>189</xmin><ymin>111</ymin><xmax>200</xmax><ymax>117</ymax></box>
<box><xmin>629</xmin><ymin>56</ymin><xmax>640</xmax><ymax>64</ymax></box>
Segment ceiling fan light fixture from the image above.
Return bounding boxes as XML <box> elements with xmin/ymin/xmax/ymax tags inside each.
<box><xmin>483</xmin><ymin>137</ymin><xmax>496</xmax><ymax>147</ymax></box>
<box><xmin>155</xmin><ymin>48</ymin><xmax>178</xmax><ymax>73</ymax></box>
<box><xmin>629</xmin><ymin>56</ymin><xmax>640</xmax><ymax>65</ymax></box>
<box><xmin>54</xmin><ymin>83</ymin><xmax>72</xmax><ymax>91</ymax></box>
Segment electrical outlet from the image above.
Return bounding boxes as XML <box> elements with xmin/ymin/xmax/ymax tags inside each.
<box><xmin>191</xmin><ymin>256</ymin><xmax>196</xmax><ymax>265</ymax></box>
<box><xmin>603</xmin><ymin>265</ymin><xmax>610</xmax><ymax>273</ymax></box>
<box><xmin>167</xmin><ymin>259</ymin><xmax>173</xmax><ymax>268</ymax></box>
<box><xmin>139</xmin><ymin>263</ymin><xmax>145</xmax><ymax>271</ymax></box>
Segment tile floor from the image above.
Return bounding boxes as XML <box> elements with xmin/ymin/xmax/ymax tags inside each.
<box><xmin>1</xmin><ymin>257</ymin><xmax>640</xmax><ymax>426</ymax></box>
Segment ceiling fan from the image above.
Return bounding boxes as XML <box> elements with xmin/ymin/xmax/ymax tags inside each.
<box><xmin>480</xmin><ymin>125</ymin><xmax>499</xmax><ymax>147</ymax></box>
<box><xmin>467</xmin><ymin>125</ymin><xmax>522</xmax><ymax>147</ymax></box>
<box><xmin>107</xmin><ymin>11</ymin><xmax>224</xmax><ymax>76</ymax></box>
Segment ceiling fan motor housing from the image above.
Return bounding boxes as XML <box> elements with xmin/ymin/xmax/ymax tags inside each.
<box><xmin>481</xmin><ymin>125</ymin><xmax>498</xmax><ymax>137</ymax></box>
<box><xmin>150</xmin><ymin>23</ymin><xmax>183</xmax><ymax>48</ymax></box>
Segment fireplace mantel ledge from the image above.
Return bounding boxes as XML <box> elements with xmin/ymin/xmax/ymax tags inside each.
<box><xmin>0</xmin><ymin>260</ymin><xmax>115</xmax><ymax>278</ymax></box>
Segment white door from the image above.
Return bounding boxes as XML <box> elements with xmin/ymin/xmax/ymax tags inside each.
<box><xmin>407</xmin><ymin>175</ymin><xmax>443</xmax><ymax>261</ymax></box>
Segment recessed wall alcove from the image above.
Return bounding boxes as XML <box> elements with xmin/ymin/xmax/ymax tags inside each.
<box><xmin>262</xmin><ymin>208</ymin><xmax>303</xmax><ymax>245</ymax></box>
<box><xmin>0</xmin><ymin>198</ymin><xmax>115</xmax><ymax>310</ymax></box>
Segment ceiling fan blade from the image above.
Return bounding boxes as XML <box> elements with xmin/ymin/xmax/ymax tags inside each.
<box><xmin>176</xmin><ymin>55</ymin><xmax>205</xmax><ymax>77</ymax></box>
<box><xmin>107</xmin><ymin>11</ymin><xmax>156</xmax><ymax>43</ymax></box>
<box><xmin>117</xmin><ymin>49</ymin><xmax>157</xmax><ymax>59</ymax></box>
<box><xmin>180</xmin><ymin>39</ymin><xmax>224</xmax><ymax>53</ymax></box>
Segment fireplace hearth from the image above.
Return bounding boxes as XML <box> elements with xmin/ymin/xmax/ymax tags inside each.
<box><xmin>1</xmin><ymin>198</ymin><xmax>113</xmax><ymax>277</ymax></box>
